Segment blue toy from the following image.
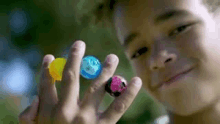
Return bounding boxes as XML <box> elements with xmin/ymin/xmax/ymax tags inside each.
<box><xmin>80</xmin><ymin>55</ymin><xmax>102</xmax><ymax>80</ymax></box>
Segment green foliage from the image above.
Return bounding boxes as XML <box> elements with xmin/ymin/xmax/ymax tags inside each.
<box><xmin>0</xmin><ymin>96</ymin><xmax>20</xmax><ymax>124</ymax></box>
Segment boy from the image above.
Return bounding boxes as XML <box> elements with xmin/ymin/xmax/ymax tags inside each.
<box><xmin>19</xmin><ymin>0</ymin><xmax>220</xmax><ymax>123</ymax></box>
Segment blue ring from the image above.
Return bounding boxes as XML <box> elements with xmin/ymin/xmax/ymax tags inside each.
<box><xmin>80</xmin><ymin>55</ymin><xmax>103</xmax><ymax>80</ymax></box>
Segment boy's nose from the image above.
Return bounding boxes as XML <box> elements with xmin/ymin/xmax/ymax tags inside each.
<box><xmin>150</xmin><ymin>50</ymin><xmax>177</xmax><ymax>71</ymax></box>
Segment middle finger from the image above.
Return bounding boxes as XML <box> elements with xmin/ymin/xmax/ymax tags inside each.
<box><xmin>80</xmin><ymin>54</ymin><xmax>119</xmax><ymax>112</ymax></box>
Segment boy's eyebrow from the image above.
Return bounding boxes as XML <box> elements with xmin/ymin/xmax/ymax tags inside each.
<box><xmin>123</xmin><ymin>10</ymin><xmax>190</xmax><ymax>49</ymax></box>
<box><xmin>154</xmin><ymin>10</ymin><xmax>190</xmax><ymax>25</ymax></box>
<box><xmin>123</xmin><ymin>32</ymin><xmax>140</xmax><ymax>49</ymax></box>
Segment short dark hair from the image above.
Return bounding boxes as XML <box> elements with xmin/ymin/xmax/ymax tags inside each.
<box><xmin>76</xmin><ymin>0</ymin><xmax>219</xmax><ymax>27</ymax></box>
<box><xmin>93</xmin><ymin>0</ymin><xmax>117</xmax><ymax>27</ymax></box>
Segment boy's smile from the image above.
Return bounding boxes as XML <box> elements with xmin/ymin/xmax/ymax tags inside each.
<box><xmin>113</xmin><ymin>0</ymin><xmax>220</xmax><ymax>116</ymax></box>
<box><xmin>159</xmin><ymin>63</ymin><xmax>196</xmax><ymax>91</ymax></box>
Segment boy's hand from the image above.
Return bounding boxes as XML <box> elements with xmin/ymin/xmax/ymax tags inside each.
<box><xmin>18</xmin><ymin>40</ymin><xmax>142</xmax><ymax>124</ymax></box>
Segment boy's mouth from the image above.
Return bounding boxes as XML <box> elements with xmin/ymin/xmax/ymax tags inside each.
<box><xmin>164</xmin><ymin>67</ymin><xmax>195</xmax><ymax>84</ymax></box>
<box><xmin>159</xmin><ymin>66</ymin><xmax>195</xmax><ymax>90</ymax></box>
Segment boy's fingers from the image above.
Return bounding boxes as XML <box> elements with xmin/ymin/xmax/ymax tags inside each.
<box><xmin>19</xmin><ymin>96</ymin><xmax>39</xmax><ymax>124</ymax></box>
<box><xmin>80</xmin><ymin>54</ymin><xmax>119</xmax><ymax>112</ymax></box>
<box><xmin>38</xmin><ymin>55</ymin><xmax>58</xmax><ymax>121</ymax></box>
<box><xmin>57</xmin><ymin>41</ymin><xmax>85</xmax><ymax>116</ymax></box>
<box><xmin>99</xmin><ymin>77</ymin><xmax>142</xmax><ymax>123</ymax></box>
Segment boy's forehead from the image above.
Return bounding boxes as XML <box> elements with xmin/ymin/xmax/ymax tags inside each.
<box><xmin>114</xmin><ymin>0</ymin><xmax>205</xmax><ymax>44</ymax></box>
<box><xmin>116</xmin><ymin>0</ymin><xmax>201</xmax><ymax>18</ymax></box>
<box><xmin>118</xmin><ymin>0</ymin><xmax>200</xmax><ymax>7</ymax></box>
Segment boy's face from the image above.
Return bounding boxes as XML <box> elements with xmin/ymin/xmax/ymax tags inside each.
<box><xmin>113</xmin><ymin>0</ymin><xmax>220</xmax><ymax>116</ymax></box>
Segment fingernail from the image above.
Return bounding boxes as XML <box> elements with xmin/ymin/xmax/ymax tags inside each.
<box><xmin>132</xmin><ymin>77</ymin><xmax>142</xmax><ymax>86</ymax></box>
<box><xmin>42</xmin><ymin>56</ymin><xmax>49</xmax><ymax>65</ymax></box>
<box><xmin>106</xmin><ymin>55</ymin><xmax>117</xmax><ymax>63</ymax></box>
<box><xmin>73</xmin><ymin>41</ymin><xmax>84</xmax><ymax>48</ymax></box>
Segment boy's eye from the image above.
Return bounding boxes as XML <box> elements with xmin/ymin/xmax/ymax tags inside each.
<box><xmin>131</xmin><ymin>47</ymin><xmax>148</xmax><ymax>59</ymax></box>
<box><xmin>169</xmin><ymin>24</ymin><xmax>192</xmax><ymax>37</ymax></box>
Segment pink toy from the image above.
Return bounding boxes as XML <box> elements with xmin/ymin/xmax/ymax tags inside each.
<box><xmin>105</xmin><ymin>75</ymin><xmax>127</xmax><ymax>97</ymax></box>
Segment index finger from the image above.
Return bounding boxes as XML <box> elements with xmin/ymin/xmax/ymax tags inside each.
<box><xmin>39</xmin><ymin>55</ymin><xmax>57</xmax><ymax>105</ymax></box>
<box><xmin>38</xmin><ymin>55</ymin><xmax>58</xmax><ymax>122</ymax></box>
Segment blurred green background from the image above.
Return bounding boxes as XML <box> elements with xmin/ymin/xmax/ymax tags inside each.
<box><xmin>0</xmin><ymin>0</ymin><xmax>219</xmax><ymax>124</ymax></box>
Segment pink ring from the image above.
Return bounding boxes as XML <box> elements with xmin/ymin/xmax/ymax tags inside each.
<box><xmin>105</xmin><ymin>75</ymin><xmax>127</xmax><ymax>97</ymax></box>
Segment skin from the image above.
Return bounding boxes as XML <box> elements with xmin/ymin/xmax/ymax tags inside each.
<box><xmin>113</xmin><ymin>0</ymin><xmax>220</xmax><ymax>123</ymax></box>
<box><xmin>18</xmin><ymin>41</ymin><xmax>142</xmax><ymax>124</ymax></box>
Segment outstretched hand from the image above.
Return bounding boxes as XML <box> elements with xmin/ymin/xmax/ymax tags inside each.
<box><xmin>18</xmin><ymin>40</ymin><xmax>142</xmax><ymax>124</ymax></box>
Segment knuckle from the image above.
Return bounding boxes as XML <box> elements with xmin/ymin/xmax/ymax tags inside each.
<box><xmin>40</xmin><ymin>72</ymin><xmax>52</xmax><ymax>84</ymax></box>
<box><xmin>41</xmin><ymin>78</ymin><xmax>50</xmax><ymax>83</ymax></box>
<box><xmin>114</xmin><ymin>101</ymin><xmax>126</xmax><ymax>113</ymax></box>
<box><xmin>70</xmin><ymin>47</ymin><xmax>82</xmax><ymax>55</ymax></box>
<box><xmin>85</xmin><ymin>82</ymin><xmax>103</xmax><ymax>96</ymax></box>
<box><xmin>104</xmin><ymin>60</ymin><xmax>113</xmax><ymax>67</ymax></box>
<box><xmin>40</xmin><ymin>72</ymin><xmax>48</xmax><ymax>82</ymax></box>
<box><xmin>88</xmin><ymin>86</ymin><xmax>97</xmax><ymax>94</ymax></box>
<box><xmin>127</xmin><ymin>88</ymin><xmax>136</xmax><ymax>97</ymax></box>
<box><xmin>53</xmin><ymin>108</ymin><xmax>72</xmax><ymax>123</ymax></box>
<box><xmin>38</xmin><ymin>80</ymin><xmax>49</xmax><ymax>93</ymax></box>
<box><xmin>40</xmin><ymin>78</ymin><xmax>51</xmax><ymax>86</ymax></box>
<box><xmin>127</xmin><ymin>85</ymin><xmax>139</xmax><ymax>98</ymax></box>
<box><xmin>74</xmin><ymin>113</ymin><xmax>93</xmax><ymax>123</ymax></box>
<box><xmin>63</xmin><ymin>70</ymin><xmax>78</xmax><ymax>81</ymax></box>
<box><xmin>102</xmin><ymin>67</ymin><xmax>111</xmax><ymax>74</ymax></box>
<box><xmin>100</xmin><ymin>69</ymin><xmax>112</xmax><ymax>80</ymax></box>
<box><xmin>125</xmin><ymin>90</ymin><xmax>137</xmax><ymax>100</ymax></box>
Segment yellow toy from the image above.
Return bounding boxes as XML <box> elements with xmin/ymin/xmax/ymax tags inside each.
<box><xmin>49</xmin><ymin>58</ymin><xmax>66</xmax><ymax>81</ymax></box>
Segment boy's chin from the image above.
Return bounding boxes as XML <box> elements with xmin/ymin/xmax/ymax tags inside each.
<box><xmin>165</xmin><ymin>105</ymin><xmax>203</xmax><ymax>116</ymax></box>
<box><xmin>160</xmin><ymin>90</ymin><xmax>214</xmax><ymax>116</ymax></box>
<box><xmin>161</xmin><ymin>96</ymin><xmax>213</xmax><ymax>116</ymax></box>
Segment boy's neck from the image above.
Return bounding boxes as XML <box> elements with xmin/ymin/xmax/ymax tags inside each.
<box><xmin>168</xmin><ymin>99</ymin><xmax>220</xmax><ymax>124</ymax></box>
